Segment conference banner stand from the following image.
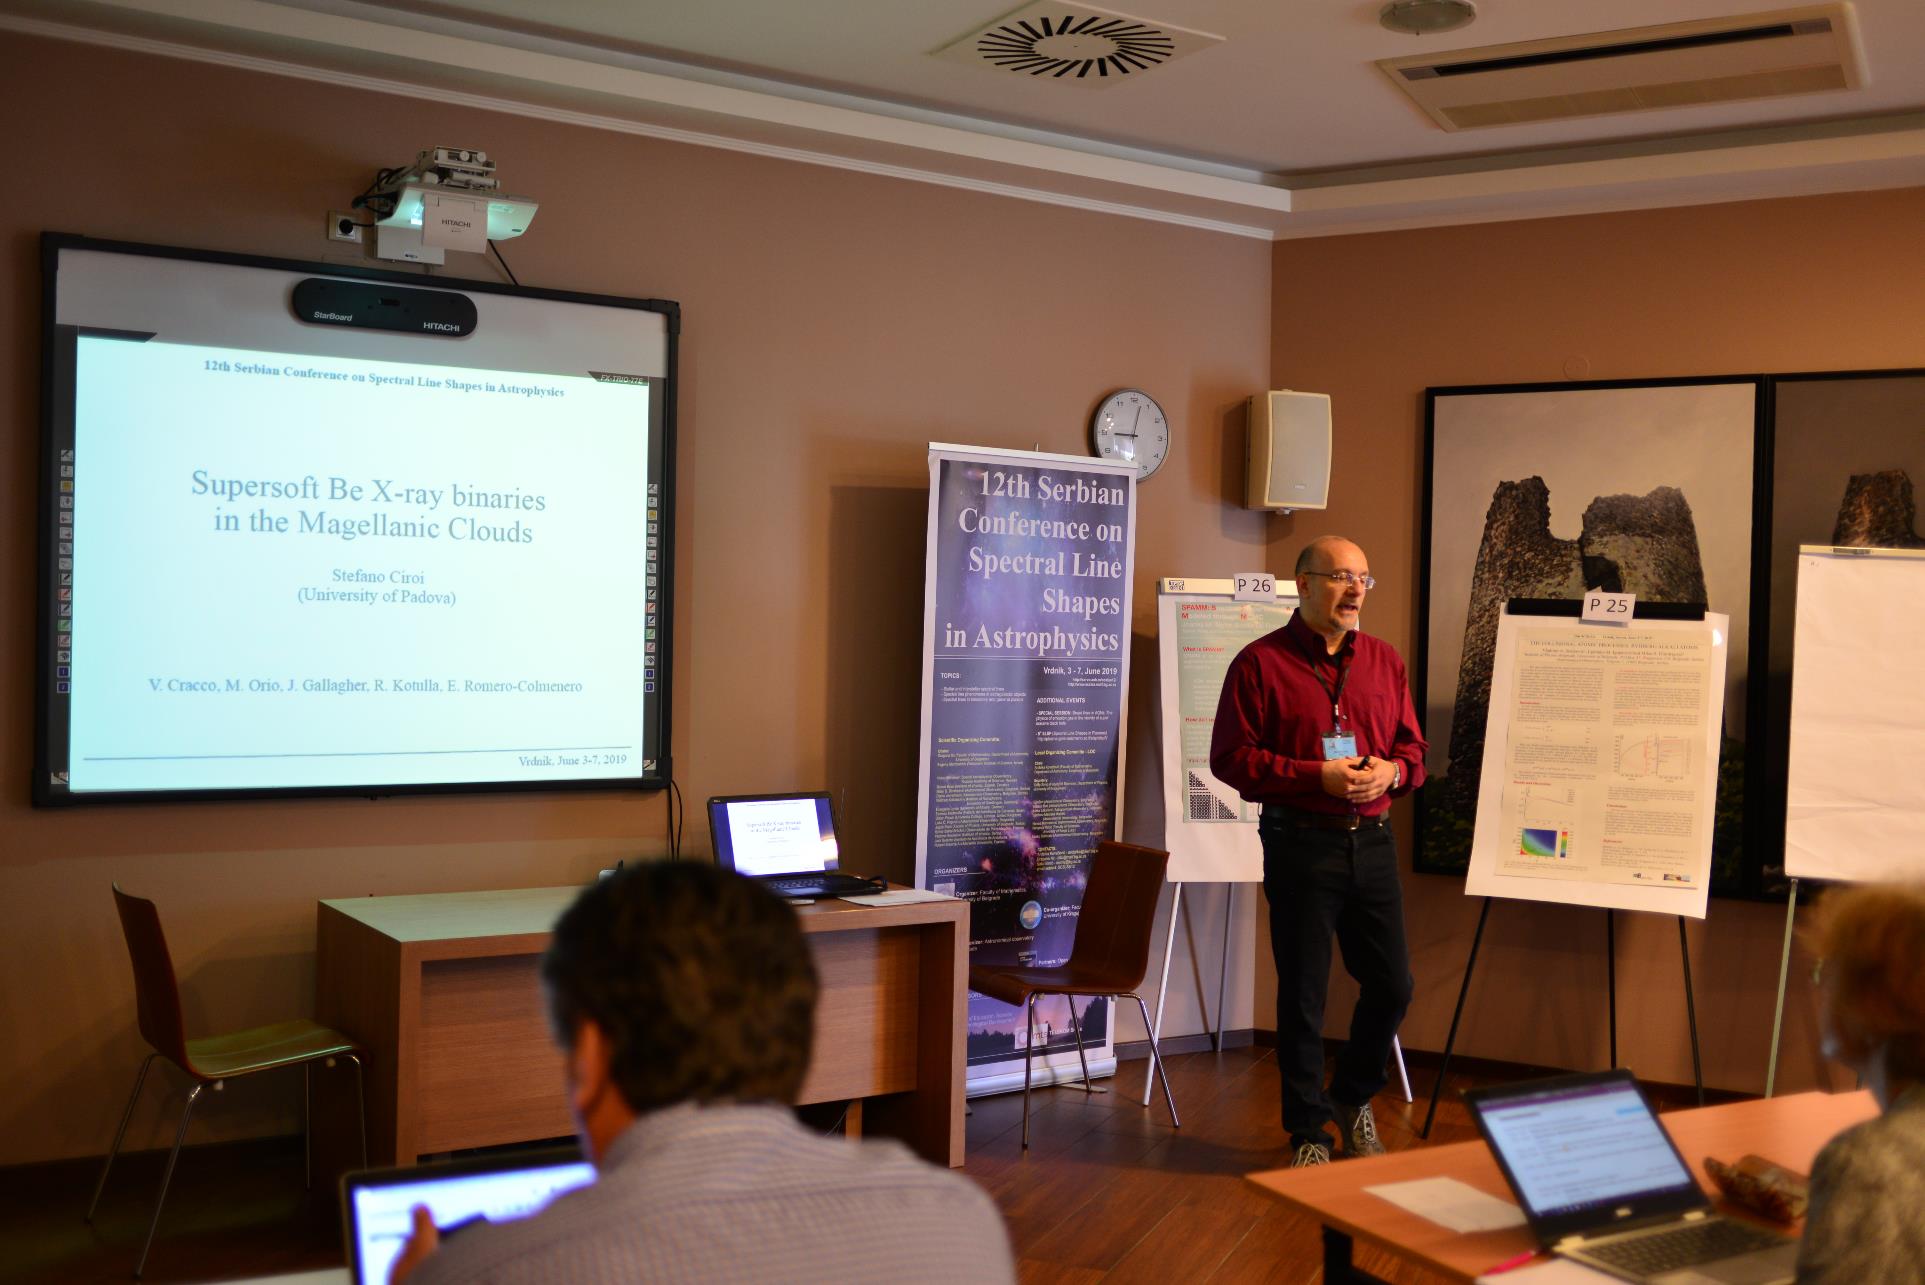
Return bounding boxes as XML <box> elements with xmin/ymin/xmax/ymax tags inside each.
<box><xmin>1766</xmin><ymin>545</ymin><xmax>1925</xmax><ymax>1094</ymax></box>
<box><xmin>1421</xmin><ymin>598</ymin><xmax>1727</xmax><ymax>1137</ymax></box>
<box><xmin>1147</xmin><ymin>578</ymin><xmax>1411</xmax><ymax>1107</ymax></box>
<box><xmin>912</xmin><ymin>444</ymin><xmax>1138</xmax><ymax>1095</ymax></box>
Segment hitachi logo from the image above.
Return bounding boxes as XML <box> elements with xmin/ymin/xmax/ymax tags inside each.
<box><xmin>313</xmin><ymin>310</ymin><xmax>353</xmax><ymax>322</ymax></box>
<box><xmin>420</xmin><ymin>321</ymin><xmax>463</xmax><ymax>332</ymax></box>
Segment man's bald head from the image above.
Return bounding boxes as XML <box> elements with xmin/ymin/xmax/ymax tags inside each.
<box><xmin>1295</xmin><ymin>536</ymin><xmax>1362</xmax><ymax>577</ymax></box>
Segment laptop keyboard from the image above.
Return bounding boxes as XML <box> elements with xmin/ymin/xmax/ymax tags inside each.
<box><xmin>766</xmin><ymin>874</ymin><xmax>881</xmax><ymax>896</ymax></box>
<box><xmin>1580</xmin><ymin>1218</ymin><xmax>1787</xmax><ymax>1276</ymax></box>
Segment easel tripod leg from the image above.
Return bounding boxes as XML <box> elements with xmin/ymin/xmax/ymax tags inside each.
<box><xmin>1421</xmin><ymin>897</ymin><xmax>1492</xmax><ymax>1139</ymax></box>
<box><xmin>1606</xmin><ymin>909</ymin><xmax>1617</xmax><ymax>1069</ymax></box>
<box><xmin>1213</xmin><ymin>885</ymin><xmax>1234</xmax><ymax>1053</ymax></box>
<box><xmin>1766</xmin><ymin>878</ymin><xmax>1800</xmax><ymax>1099</ymax></box>
<box><xmin>1678</xmin><ymin>916</ymin><xmax>1704</xmax><ymax>1106</ymax></box>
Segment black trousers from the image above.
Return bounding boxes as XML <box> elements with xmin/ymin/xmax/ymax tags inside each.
<box><xmin>1260</xmin><ymin>810</ymin><xmax>1413</xmax><ymax>1150</ymax></box>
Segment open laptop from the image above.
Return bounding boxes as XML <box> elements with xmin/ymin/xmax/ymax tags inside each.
<box><xmin>707</xmin><ymin>790</ymin><xmax>887</xmax><ymax>899</ymax></box>
<box><xmin>1466</xmin><ymin>1070</ymin><xmax>1797</xmax><ymax>1285</ymax></box>
<box><xmin>341</xmin><ymin>1147</ymin><xmax>595</xmax><ymax>1285</ymax></box>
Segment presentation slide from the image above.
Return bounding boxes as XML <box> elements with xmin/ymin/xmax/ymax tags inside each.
<box><xmin>723</xmin><ymin>797</ymin><xmax>836</xmax><ymax>875</ymax></box>
<box><xmin>66</xmin><ymin>335</ymin><xmax>653</xmax><ymax>793</ymax></box>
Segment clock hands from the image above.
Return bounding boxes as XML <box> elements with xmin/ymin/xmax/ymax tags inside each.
<box><xmin>1108</xmin><ymin>404</ymin><xmax>1153</xmax><ymax>440</ymax></box>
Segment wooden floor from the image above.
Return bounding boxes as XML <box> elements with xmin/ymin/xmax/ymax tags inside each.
<box><xmin>969</xmin><ymin>1044</ymin><xmax>1487</xmax><ymax>1285</ymax></box>
<box><xmin>1</xmin><ymin>1047</ymin><xmax>1722</xmax><ymax>1283</ymax></box>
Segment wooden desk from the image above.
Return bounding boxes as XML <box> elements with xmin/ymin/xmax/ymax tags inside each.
<box><xmin>315</xmin><ymin>887</ymin><xmax>967</xmax><ymax>1169</ymax></box>
<box><xmin>1246</xmin><ymin>1090</ymin><xmax>1877</xmax><ymax>1283</ymax></box>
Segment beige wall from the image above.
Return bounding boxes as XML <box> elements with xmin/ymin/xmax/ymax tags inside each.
<box><xmin>1270</xmin><ymin>188</ymin><xmax>1925</xmax><ymax>1094</ymax></box>
<box><xmin>0</xmin><ymin>35</ymin><xmax>1271</xmax><ymax>1166</ymax></box>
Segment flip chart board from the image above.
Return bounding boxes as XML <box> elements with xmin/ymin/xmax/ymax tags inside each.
<box><xmin>1785</xmin><ymin>545</ymin><xmax>1925</xmax><ymax>882</ymax></box>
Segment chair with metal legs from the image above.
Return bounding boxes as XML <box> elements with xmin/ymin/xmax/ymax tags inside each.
<box><xmin>968</xmin><ymin>840</ymin><xmax>1181</xmax><ymax>1149</ymax></box>
<box><xmin>87</xmin><ymin>885</ymin><xmax>368</xmax><ymax>1279</ymax></box>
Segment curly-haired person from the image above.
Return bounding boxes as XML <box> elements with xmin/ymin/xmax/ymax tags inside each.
<box><xmin>1797</xmin><ymin>881</ymin><xmax>1925</xmax><ymax>1284</ymax></box>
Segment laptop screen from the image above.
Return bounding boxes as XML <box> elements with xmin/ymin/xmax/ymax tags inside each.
<box><xmin>708</xmin><ymin>792</ymin><xmax>840</xmax><ymax>877</ymax></box>
<box><xmin>1472</xmin><ymin>1075</ymin><xmax>1698</xmax><ymax>1222</ymax></box>
<box><xmin>344</xmin><ymin>1150</ymin><xmax>595</xmax><ymax>1285</ymax></box>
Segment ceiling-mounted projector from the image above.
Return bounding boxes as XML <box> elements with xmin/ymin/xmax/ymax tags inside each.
<box><xmin>358</xmin><ymin>147</ymin><xmax>538</xmax><ymax>264</ymax></box>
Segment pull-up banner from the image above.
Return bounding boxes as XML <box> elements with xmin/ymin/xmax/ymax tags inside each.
<box><xmin>913</xmin><ymin>444</ymin><xmax>1137</xmax><ymax>1089</ymax></box>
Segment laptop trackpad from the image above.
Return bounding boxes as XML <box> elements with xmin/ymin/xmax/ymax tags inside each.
<box><xmin>1652</xmin><ymin>1244</ymin><xmax>1797</xmax><ymax>1285</ymax></box>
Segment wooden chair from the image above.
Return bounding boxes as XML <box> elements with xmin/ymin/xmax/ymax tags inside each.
<box><xmin>87</xmin><ymin>885</ymin><xmax>367</xmax><ymax>1279</ymax></box>
<box><xmin>968</xmin><ymin>840</ymin><xmax>1181</xmax><ymax>1148</ymax></box>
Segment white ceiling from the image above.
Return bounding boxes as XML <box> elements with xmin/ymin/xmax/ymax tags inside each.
<box><xmin>10</xmin><ymin>0</ymin><xmax>1925</xmax><ymax>237</ymax></box>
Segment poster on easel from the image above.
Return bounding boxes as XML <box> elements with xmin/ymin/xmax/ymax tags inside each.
<box><xmin>1465</xmin><ymin>606</ymin><xmax>1729</xmax><ymax>918</ymax></box>
<box><xmin>1785</xmin><ymin>545</ymin><xmax>1925</xmax><ymax>883</ymax></box>
<box><xmin>912</xmin><ymin>444</ymin><xmax>1137</xmax><ymax>1090</ymax></box>
<box><xmin>1156</xmin><ymin>579</ymin><xmax>1297</xmax><ymax>880</ymax></box>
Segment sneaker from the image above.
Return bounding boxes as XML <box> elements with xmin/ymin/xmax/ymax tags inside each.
<box><xmin>1291</xmin><ymin>1140</ymin><xmax>1332</xmax><ymax>1167</ymax></box>
<box><xmin>1336</xmin><ymin>1101</ymin><xmax>1385</xmax><ymax>1157</ymax></box>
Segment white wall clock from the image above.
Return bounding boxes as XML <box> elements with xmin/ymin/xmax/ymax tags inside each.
<box><xmin>1090</xmin><ymin>388</ymin><xmax>1170</xmax><ymax>481</ymax></box>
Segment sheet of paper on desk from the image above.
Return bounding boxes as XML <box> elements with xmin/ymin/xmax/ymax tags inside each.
<box><xmin>839</xmin><ymin>888</ymin><xmax>958</xmax><ymax>906</ymax></box>
<box><xmin>1475</xmin><ymin>1258</ymin><xmax>1617</xmax><ymax>1284</ymax></box>
<box><xmin>1363</xmin><ymin>1176</ymin><xmax>1527</xmax><ymax>1232</ymax></box>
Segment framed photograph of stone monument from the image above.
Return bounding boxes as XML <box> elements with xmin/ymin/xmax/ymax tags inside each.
<box><xmin>1416</xmin><ymin>378</ymin><xmax>1765</xmax><ymax>895</ymax></box>
<box><xmin>1754</xmin><ymin>370</ymin><xmax>1925</xmax><ymax>893</ymax></box>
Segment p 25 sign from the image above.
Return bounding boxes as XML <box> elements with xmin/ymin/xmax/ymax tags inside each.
<box><xmin>1582</xmin><ymin>591</ymin><xmax>1636</xmax><ymax>624</ymax></box>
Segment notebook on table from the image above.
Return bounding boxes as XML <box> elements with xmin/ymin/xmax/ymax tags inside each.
<box><xmin>341</xmin><ymin>1147</ymin><xmax>595</xmax><ymax>1285</ymax></box>
<box><xmin>707</xmin><ymin>790</ymin><xmax>887</xmax><ymax>899</ymax></box>
<box><xmin>1465</xmin><ymin>1070</ymin><xmax>1797</xmax><ymax>1285</ymax></box>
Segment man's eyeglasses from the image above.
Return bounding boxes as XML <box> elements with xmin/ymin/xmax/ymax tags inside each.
<box><xmin>1302</xmin><ymin>570</ymin><xmax>1377</xmax><ymax>590</ymax></box>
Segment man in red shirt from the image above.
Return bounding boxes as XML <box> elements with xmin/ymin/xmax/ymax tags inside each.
<box><xmin>1210</xmin><ymin>536</ymin><xmax>1427</xmax><ymax>1167</ymax></box>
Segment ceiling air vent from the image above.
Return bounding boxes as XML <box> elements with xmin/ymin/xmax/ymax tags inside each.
<box><xmin>1377</xmin><ymin>3</ymin><xmax>1863</xmax><ymax>130</ymax></box>
<box><xmin>933</xmin><ymin>1</ymin><xmax>1222</xmax><ymax>87</ymax></box>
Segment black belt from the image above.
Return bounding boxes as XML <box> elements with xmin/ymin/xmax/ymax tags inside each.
<box><xmin>1265</xmin><ymin>806</ymin><xmax>1387</xmax><ymax>832</ymax></box>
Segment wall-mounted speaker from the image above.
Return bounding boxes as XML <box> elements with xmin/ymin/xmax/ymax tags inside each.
<box><xmin>1246</xmin><ymin>390</ymin><xmax>1331</xmax><ymax>513</ymax></box>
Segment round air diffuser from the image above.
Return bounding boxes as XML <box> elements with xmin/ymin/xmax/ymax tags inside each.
<box><xmin>1379</xmin><ymin>0</ymin><xmax>1477</xmax><ymax>36</ymax></box>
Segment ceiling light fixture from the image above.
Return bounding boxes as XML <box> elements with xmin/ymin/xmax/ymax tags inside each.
<box><xmin>1380</xmin><ymin>0</ymin><xmax>1477</xmax><ymax>36</ymax></box>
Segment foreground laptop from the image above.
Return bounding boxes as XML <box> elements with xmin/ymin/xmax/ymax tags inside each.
<box><xmin>707</xmin><ymin>790</ymin><xmax>886</xmax><ymax>899</ymax></box>
<box><xmin>1465</xmin><ymin>1070</ymin><xmax>1797</xmax><ymax>1285</ymax></box>
<box><xmin>341</xmin><ymin>1148</ymin><xmax>594</xmax><ymax>1285</ymax></box>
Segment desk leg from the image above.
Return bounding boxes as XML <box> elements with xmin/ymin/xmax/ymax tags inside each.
<box><xmin>1322</xmin><ymin>1226</ymin><xmax>1393</xmax><ymax>1285</ymax></box>
<box><xmin>862</xmin><ymin>915</ymin><xmax>967</xmax><ymax>1167</ymax></box>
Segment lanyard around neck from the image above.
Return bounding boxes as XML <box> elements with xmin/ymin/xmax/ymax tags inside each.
<box><xmin>1309</xmin><ymin>647</ymin><xmax>1351</xmax><ymax>727</ymax></box>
